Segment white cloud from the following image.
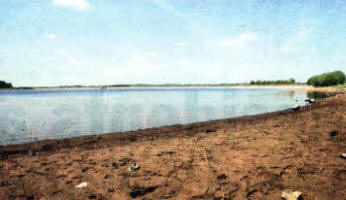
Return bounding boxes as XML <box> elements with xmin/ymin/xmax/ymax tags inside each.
<box><xmin>173</xmin><ymin>41</ymin><xmax>188</xmax><ymax>47</ymax></box>
<box><xmin>68</xmin><ymin>58</ymin><xmax>80</xmax><ymax>65</ymax></box>
<box><xmin>279</xmin><ymin>27</ymin><xmax>314</xmax><ymax>54</ymax></box>
<box><xmin>147</xmin><ymin>51</ymin><xmax>158</xmax><ymax>58</ymax></box>
<box><xmin>47</xmin><ymin>34</ymin><xmax>56</xmax><ymax>39</ymax></box>
<box><xmin>299</xmin><ymin>27</ymin><xmax>314</xmax><ymax>39</ymax></box>
<box><xmin>55</xmin><ymin>49</ymin><xmax>69</xmax><ymax>56</ymax></box>
<box><xmin>52</xmin><ymin>0</ymin><xmax>90</xmax><ymax>11</ymax></box>
<box><xmin>220</xmin><ymin>32</ymin><xmax>258</xmax><ymax>46</ymax></box>
<box><xmin>280</xmin><ymin>46</ymin><xmax>296</xmax><ymax>54</ymax></box>
<box><xmin>129</xmin><ymin>56</ymin><xmax>150</xmax><ymax>65</ymax></box>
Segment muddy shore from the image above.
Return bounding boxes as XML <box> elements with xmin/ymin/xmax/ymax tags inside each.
<box><xmin>0</xmin><ymin>93</ymin><xmax>345</xmax><ymax>200</ymax></box>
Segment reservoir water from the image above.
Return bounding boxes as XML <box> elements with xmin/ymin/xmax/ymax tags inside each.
<box><xmin>0</xmin><ymin>88</ymin><xmax>307</xmax><ymax>145</ymax></box>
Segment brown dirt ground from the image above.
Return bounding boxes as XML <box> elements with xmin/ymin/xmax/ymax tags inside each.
<box><xmin>0</xmin><ymin>93</ymin><xmax>345</xmax><ymax>200</ymax></box>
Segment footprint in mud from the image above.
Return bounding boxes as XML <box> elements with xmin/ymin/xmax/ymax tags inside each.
<box><xmin>107</xmin><ymin>188</ymin><xmax>115</xmax><ymax>193</ymax></box>
<box><xmin>56</xmin><ymin>174</ymin><xmax>67</xmax><ymax>179</ymax></box>
<box><xmin>72</xmin><ymin>175</ymin><xmax>82</xmax><ymax>180</ymax></box>
<box><xmin>104</xmin><ymin>174</ymin><xmax>112</xmax><ymax>179</ymax></box>
<box><xmin>129</xmin><ymin>186</ymin><xmax>158</xmax><ymax>198</ymax></box>
<box><xmin>17</xmin><ymin>174</ymin><xmax>25</xmax><ymax>178</ymax></box>
<box><xmin>118</xmin><ymin>158</ymin><xmax>131</xmax><ymax>166</ymax></box>
<box><xmin>65</xmin><ymin>181</ymin><xmax>72</xmax><ymax>185</ymax></box>
<box><xmin>82</xmin><ymin>167</ymin><xmax>92</xmax><ymax>172</ymax></box>
<box><xmin>88</xmin><ymin>159</ymin><xmax>96</xmax><ymax>165</ymax></box>
<box><xmin>52</xmin><ymin>190</ymin><xmax>63</xmax><ymax>195</ymax></box>
<box><xmin>217</xmin><ymin>174</ymin><xmax>227</xmax><ymax>180</ymax></box>
<box><xmin>88</xmin><ymin>194</ymin><xmax>104</xmax><ymax>200</ymax></box>
<box><xmin>156</xmin><ymin>151</ymin><xmax>176</xmax><ymax>157</ymax></box>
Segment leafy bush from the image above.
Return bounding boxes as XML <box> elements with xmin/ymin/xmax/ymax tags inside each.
<box><xmin>0</xmin><ymin>80</ymin><xmax>12</xmax><ymax>89</ymax></box>
<box><xmin>307</xmin><ymin>71</ymin><xmax>345</xmax><ymax>87</ymax></box>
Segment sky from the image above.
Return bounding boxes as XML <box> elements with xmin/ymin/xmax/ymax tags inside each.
<box><xmin>0</xmin><ymin>0</ymin><xmax>346</xmax><ymax>87</ymax></box>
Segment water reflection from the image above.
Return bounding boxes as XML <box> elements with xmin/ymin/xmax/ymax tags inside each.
<box><xmin>0</xmin><ymin>89</ymin><xmax>307</xmax><ymax>145</ymax></box>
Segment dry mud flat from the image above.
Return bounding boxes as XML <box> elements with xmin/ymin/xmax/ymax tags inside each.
<box><xmin>0</xmin><ymin>93</ymin><xmax>345</xmax><ymax>200</ymax></box>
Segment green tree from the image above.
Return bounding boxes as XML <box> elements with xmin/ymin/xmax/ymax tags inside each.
<box><xmin>307</xmin><ymin>71</ymin><xmax>345</xmax><ymax>87</ymax></box>
<box><xmin>0</xmin><ymin>80</ymin><xmax>13</xmax><ymax>89</ymax></box>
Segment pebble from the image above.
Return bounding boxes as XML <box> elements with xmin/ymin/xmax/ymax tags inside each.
<box><xmin>75</xmin><ymin>182</ymin><xmax>88</xmax><ymax>188</ymax></box>
<box><xmin>281</xmin><ymin>189</ymin><xmax>302</xmax><ymax>200</ymax></box>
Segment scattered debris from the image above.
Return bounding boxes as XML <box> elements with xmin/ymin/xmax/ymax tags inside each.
<box><xmin>128</xmin><ymin>163</ymin><xmax>140</xmax><ymax>172</ymax></box>
<box><xmin>75</xmin><ymin>182</ymin><xmax>88</xmax><ymax>188</ymax></box>
<box><xmin>281</xmin><ymin>189</ymin><xmax>303</xmax><ymax>200</ymax></box>
<box><xmin>340</xmin><ymin>153</ymin><xmax>346</xmax><ymax>159</ymax></box>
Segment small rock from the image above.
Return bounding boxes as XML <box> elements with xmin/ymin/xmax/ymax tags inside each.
<box><xmin>75</xmin><ymin>182</ymin><xmax>88</xmax><ymax>188</ymax></box>
<box><xmin>340</xmin><ymin>153</ymin><xmax>346</xmax><ymax>159</ymax></box>
<box><xmin>281</xmin><ymin>189</ymin><xmax>303</xmax><ymax>200</ymax></box>
<box><xmin>128</xmin><ymin>163</ymin><xmax>140</xmax><ymax>172</ymax></box>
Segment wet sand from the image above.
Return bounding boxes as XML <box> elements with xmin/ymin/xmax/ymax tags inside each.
<box><xmin>0</xmin><ymin>93</ymin><xmax>345</xmax><ymax>200</ymax></box>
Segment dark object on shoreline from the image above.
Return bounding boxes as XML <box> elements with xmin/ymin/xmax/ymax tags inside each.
<box><xmin>304</xmin><ymin>98</ymin><xmax>315</xmax><ymax>104</ymax></box>
<box><xmin>340</xmin><ymin>153</ymin><xmax>346</xmax><ymax>160</ymax></box>
<box><xmin>205</xmin><ymin>129</ymin><xmax>217</xmax><ymax>133</ymax></box>
<box><xmin>329</xmin><ymin>130</ymin><xmax>338</xmax><ymax>137</ymax></box>
<box><xmin>292</xmin><ymin>105</ymin><xmax>300</xmax><ymax>111</ymax></box>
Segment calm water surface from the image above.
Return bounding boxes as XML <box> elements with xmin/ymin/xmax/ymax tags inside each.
<box><xmin>0</xmin><ymin>89</ymin><xmax>307</xmax><ymax>145</ymax></box>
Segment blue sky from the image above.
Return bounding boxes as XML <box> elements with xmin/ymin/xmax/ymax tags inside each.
<box><xmin>1</xmin><ymin>0</ymin><xmax>346</xmax><ymax>86</ymax></box>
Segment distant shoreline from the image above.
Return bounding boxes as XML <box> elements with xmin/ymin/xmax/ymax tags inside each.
<box><xmin>0</xmin><ymin>84</ymin><xmax>312</xmax><ymax>92</ymax></box>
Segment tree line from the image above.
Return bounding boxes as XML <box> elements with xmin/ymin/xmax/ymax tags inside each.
<box><xmin>307</xmin><ymin>71</ymin><xmax>345</xmax><ymax>87</ymax></box>
<box><xmin>0</xmin><ymin>80</ymin><xmax>12</xmax><ymax>89</ymax></box>
<box><xmin>250</xmin><ymin>78</ymin><xmax>295</xmax><ymax>85</ymax></box>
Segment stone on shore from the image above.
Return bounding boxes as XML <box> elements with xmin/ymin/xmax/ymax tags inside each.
<box><xmin>281</xmin><ymin>189</ymin><xmax>303</xmax><ymax>200</ymax></box>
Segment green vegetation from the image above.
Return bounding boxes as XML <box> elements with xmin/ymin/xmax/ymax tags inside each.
<box><xmin>0</xmin><ymin>80</ymin><xmax>13</xmax><ymax>89</ymax></box>
<box><xmin>249</xmin><ymin>78</ymin><xmax>295</xmax><ymax>85</ymax></box>
<box><xmin>329</xmin><ymin>83</ymin><xmax>346</xmax><ymax>89</ymax></box>
<box><xmin>307</xmin><ymin>71</ymin><xmax>345</xmax><ymax>87</ymax></box>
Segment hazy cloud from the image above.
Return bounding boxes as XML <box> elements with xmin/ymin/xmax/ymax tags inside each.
<box><xmin>220</xmin><ymin>32</ymin><xmax>258</xmax><ymax>46</ymax></box>
<box><xmin>173</xmin><ymin>41</ymin><xmax>188</xmax><ymax>47</ymax></box>
<box><xmin>52</xmin><ymin>0</ymin><xmax>90</xmax><ymax>11</ymax></box>
<box><xmin>47</xmin><ymin>34</ymin><xmax>56</xmax><ymax>39</ymax></box>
